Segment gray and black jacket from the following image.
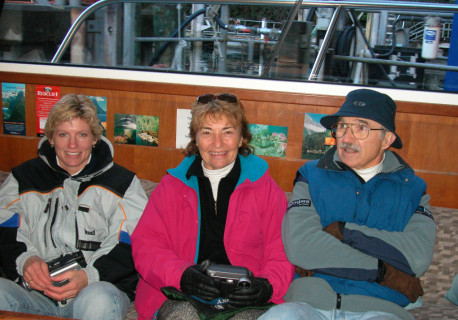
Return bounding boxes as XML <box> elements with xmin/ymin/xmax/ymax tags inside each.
<box><xmin>0</xmin><ymin>136</ymin><xmax>147</xmax><ymax>300</ymax></box>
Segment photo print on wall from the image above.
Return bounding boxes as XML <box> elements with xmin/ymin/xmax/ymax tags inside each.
<box><xmin>248</xmin><ymin>124</ymin><xmax>288</xmax><ymax>158</ymax></box>
<box><xmin>114</xmin><ymin>113</ymin><xmax>159</xmax><ymax>146</ymax></box>
<box><xmin>301</xmin><ymin>113</ymin><xmax>335</xmax><ymax>160</ymax></box>
<box><xmin>2</xmin><ymin>82</ymin><xmax>26</xmax><ymax>136</ymax></box>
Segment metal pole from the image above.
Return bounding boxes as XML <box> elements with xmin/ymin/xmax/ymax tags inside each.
<box><xmin>308</xmin><ymin>6</ymin><xmax>342</xmax><ymax>80</ymax></box>
<box><xmin>218</xmin><ymin>5</ymin><xmax>229</xmax><ymax>73</ymax></box>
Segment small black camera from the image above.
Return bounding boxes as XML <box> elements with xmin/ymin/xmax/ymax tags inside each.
<box><xmin>204</xmin><ymin>263</ymin><xmax>252</xmax><ymax>297</ymax></box>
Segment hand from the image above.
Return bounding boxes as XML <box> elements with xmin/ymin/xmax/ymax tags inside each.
<box><xmin>295</xmin><ymin>266</ymin><xmax>314</xmax><ymax>277</ymax></box>
<box><xmin>23</xmin><ymin>256</ymin><xmax>52</xmax><ymax>291</ymax></box>
<box><xmin>323</xmin><ymin>221</ymin><xmax>345</xmax><ymax>241</ymax></box>
<box><xmin>44</xmin><ymin>269</ymin><xmax>88</xmax><ymax>302</ymax></box>
<box><xmin>228</xmin><ymin>277</ymin><xmax>273</xmax><ymax>307</ymax></box>
<box><xmin>377</xmin><ymin>262</ymin><xmax>424</xmax><ymax>302</ymax></box>
<box><xmin>180</xmin><ymin>265</ymin><xmax>220</xmax><ymax>301</ymax></box>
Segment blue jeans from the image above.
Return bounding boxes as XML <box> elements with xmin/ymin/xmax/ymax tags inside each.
<box><xmin>258</xmin><ymin>302</ymin><xmax>402</xmax><ymax>320</ymax></box>
<box><xmin>0</xmin><ymin>278</ymin><xmax>130</xmax><ymax>320</ymax></box>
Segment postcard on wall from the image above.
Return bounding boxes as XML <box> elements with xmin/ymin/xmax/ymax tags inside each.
<box><xmin>36</xmin><ymin>85</ymin><xmax>61</xmax><ymax>137</ymax></box>
<box><xmin>301</xmin><ymin>113</ymin><xmax>335</xmax><ymax>160</ymax></box>
<box><xmin>2</xmin><ymin>82</ymin><xmax>26</xmax><ymax>136</ymax></box>
<box><xmin>249</xmin><ymin>124</ymin><xmax>288</xmax><ymax>158</ymax></box>
<box><xmin>89</xmin><ymin>96</ymin><xmax>107</xmax><ymax>136</ymax></box>
<box><xmin>114</xmin><ymin>113</ymin><xmax>159</xmax><ymax>146</ymax></box>
<box><xmin>176</xmin><ymin>108</ymin><xmax>192</xmax><ymax>149</ymax></box>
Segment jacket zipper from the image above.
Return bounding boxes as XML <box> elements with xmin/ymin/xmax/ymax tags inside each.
<box><xmin>75</xmin><ymin>218</ymin><xmax>79</xmax><ymax>249</ymax></box>
<box><xmin>50</xmin><ymin>197</ymin><xmax>59</xmax><ymax>248</ymax></box>
<box><xmin>43</xmin><ymin>198</ymin><xmax>52</xmax><ymax>247</ymax></box>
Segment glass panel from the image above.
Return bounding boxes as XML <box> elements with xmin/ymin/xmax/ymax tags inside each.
<box><xmin>0</xmin><ymin>1</ymin><xmax>457</xmax><ymax>92</ymax></box>
<box><xmin>56</xmin><ymin>2</ymin><xmax>294</xmax><ymax>76</ymax></box>
<box><xmin>319</xmin><ymin>6</ymin><xmax>457</xmax><ymax>91</ymax></box>
<box><xmin>0</xmin><ymin>3</ymin><xmax>73</xmax><ymax>63</ymax></box>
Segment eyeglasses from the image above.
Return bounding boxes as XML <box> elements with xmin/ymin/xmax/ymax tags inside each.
<box><xmin>196</xmin><ymin>94</ymin><xmax>238</xmax><ymax>104</ymax></box>
<box><xmin>331</xmin><ymin>122</ymin><xmax>385</xmax><ymax>140</ymax></box>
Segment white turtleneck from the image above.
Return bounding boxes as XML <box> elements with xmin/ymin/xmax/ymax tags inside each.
<box><xmin>202</xmin><ymin>161</ymin><xmax>235</xmax><ymax>201</ymax></box>
<box><xmin>354</xmin><ymin>153</ymin><xmax>385</xmax><ymax>182</ymax></box>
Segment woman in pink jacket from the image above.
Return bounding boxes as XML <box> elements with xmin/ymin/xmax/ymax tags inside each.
<box><xmin>131</xmin><ymin>93</ymin><xmax>294</xmax><ymax>319</ymax></box>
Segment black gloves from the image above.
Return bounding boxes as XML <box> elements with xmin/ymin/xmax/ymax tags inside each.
<box><xmin>181</xmin><ymin>263</ymin><xmax>273</xmax><ymax>307</ymax></box>
<box><xmin>180</xmin><ymin>264</ymin><xmax>221</xmax><ymax>301</ymax></box>
<box><xmin>228</xmin><ymin>277</ymin><xmax>273</xmax><ymax>307</ymax></box>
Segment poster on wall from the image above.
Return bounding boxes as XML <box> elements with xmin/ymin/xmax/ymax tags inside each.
<box><xmin>89</xmin><ymin>96</ymin><xmax>107</xmax><ymax>136</ymax></box>
<box><xmin>176</xmin><ymin>108</ymin><xmax>192</xmax><ymax>149</ymax></box>
<box><xmin>2</xmin><ymin>82</ymin><xmax>26</xmax><ymax>136</ymax></box>
<box><xmin>249</xmin><ymin>124</ymin><xmax>288</xmax><ymax>158</ymax></box>
<box><xmin>114</xmin><ymin>113</ymin><xmax>159</xmax><ymax>146</ymax></box>
<box><xmin>301</xmin><ymin>113</ymin><xmax>335</xmax><ymax>160</ymax></box>
<box><xmin>36</xmin><ymin>85</ymin><xmax>61</xmax><ymax>137</ymax></box>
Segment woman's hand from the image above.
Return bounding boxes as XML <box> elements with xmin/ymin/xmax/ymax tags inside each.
<box><xmin>44</xmin><ymin>269</ymin><xmax>89</xmax><ymax>302</ymax></box>
<box><xmin>23</xmin><ymin>256</ymin><xmax>52</xmax><ymax>292</ymax></box>
<box><xmin>180</xmin><ymin>264</ymin><xmax>220</xmax><ymax>300</ymax></box>
<box><xmin>228</xmin><ymin>277</ymin><xmax>273</xmax><ymax>307</ymax></box>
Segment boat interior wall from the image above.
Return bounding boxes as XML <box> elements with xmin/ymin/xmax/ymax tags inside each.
<box><xmin>0</xmin><ymin>71</ymin><xmax>456</xmax><ymax>208</ymax></box>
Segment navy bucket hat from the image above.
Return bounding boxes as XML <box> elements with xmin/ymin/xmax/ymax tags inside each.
<box><xmin>320</xmin><ymin>89</ymin><xmax>403</xmax><ymax>149</ymax></box>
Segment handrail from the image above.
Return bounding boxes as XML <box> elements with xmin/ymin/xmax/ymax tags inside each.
<box><xmin>308</xmin><ymin>5</ymin><xmax>342</xmax><ymax>81</ymax></box>
<box><xmin>51</xmin><ymin>0</ymin><xmax>458</xmax><ymax>72</ymax></box>
<box><xmin>334</xmin><ymin>55</ymin><xmax>458</xmax><ymax>72</ymax></box>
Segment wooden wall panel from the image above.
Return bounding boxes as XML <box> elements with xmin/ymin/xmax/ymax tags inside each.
<box><xmin>0</xmin><ymin>71</ymin><xmax>456</xmax><ymax>208</ymax></box>
<box><xmin>395</xmin><ymin>113</ymin><xmax>457</xmax><ymax>173</ymax></box>
<box><xmin>0</xmin><ymin>136</ymin><xmax>39</xmax><ymax>170</ymax></box>
<box><xmin>25</xmin><ymin>84</ymin><xmax>37</xmax><ymax>137</ymax></box>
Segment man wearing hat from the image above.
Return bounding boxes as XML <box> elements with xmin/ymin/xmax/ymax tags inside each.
<box><xmin>259</xmin><ymin>89</ymin><xmax>436</xmax><ymax>320</ymax></box>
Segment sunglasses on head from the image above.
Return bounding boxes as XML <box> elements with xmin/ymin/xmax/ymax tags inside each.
<box><xmin>196</xmin><ymin>94</ymin><xmax>238</xmax><ymax>104</ymax></box>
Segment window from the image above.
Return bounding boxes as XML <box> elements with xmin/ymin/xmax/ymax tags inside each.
<box><xmin>1</xmin><ymin>0</ymin><xmax>457</xmax><ymax>92</ymax></box>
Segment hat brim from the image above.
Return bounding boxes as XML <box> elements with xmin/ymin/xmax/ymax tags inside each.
<box><xmin>320</xmin><ymin>114</ymin><xmax>403</xmax><ymax>149</ymax></box>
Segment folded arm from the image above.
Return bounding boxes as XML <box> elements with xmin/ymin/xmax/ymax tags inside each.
<box><xmin>283</xmin><ymin>176</ymin><xmax>380</xmax><ymax>282</ymax></box>
<box><xmin>342</xmin><ymin>193</ymin><xmax>436</xmax><ymax>276</ymax></box>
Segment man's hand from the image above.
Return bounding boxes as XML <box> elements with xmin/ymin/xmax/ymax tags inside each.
<box><xmin>323</xmin><ymin>221</ymin><xmax>345</xmax><ymax>241</ymax></box>
<box><xmin>44</xmin><ymin>269</ymin><xmax>88</xmax><ymax>302</ymax></box>
<box><xmin>378</xmin><ymin>262</ymin><xmax>424</xmax><ymax>302</ymax></box>
<box><xmin>23</xmin><ymin>256</ymin><xmax>52</xmax><ymax>291</ymax></box>
<box><xmin>295</xmin><ymin>266</ymin><xmax>314</xmax><ymax>277</ymax></box>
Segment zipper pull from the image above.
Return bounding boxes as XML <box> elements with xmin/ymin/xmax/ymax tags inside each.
<box><xmin>44</xmin><ymin>198</ymin><xmax>52</xmax><ymax>213</ymax></box>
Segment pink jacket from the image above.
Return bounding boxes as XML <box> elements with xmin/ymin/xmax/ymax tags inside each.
<box><xmin>131</xmin><ymin>155</ymin><xmax>294</xmax><ymax>320</ymax></box>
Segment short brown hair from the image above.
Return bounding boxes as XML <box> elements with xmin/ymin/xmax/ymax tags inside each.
<box><xmin>44</xmin><ymin>94</ymin><xmax>103</xmax><ymax>140</ymax></box>
<box><xmin>184</xmin><ymin>94</ymin><xmax>253</xmax><ymax>156</ymax></box>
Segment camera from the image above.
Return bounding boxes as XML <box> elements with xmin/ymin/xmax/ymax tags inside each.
<box><xmin>204</xmin><ymin>263</ymin><xmax>252</xmax><ymax>297</ymax></box>
<box><xmin>47</xmin><ymin>251</ymin><xmax>86</xmax><ymax>287</ymax></box>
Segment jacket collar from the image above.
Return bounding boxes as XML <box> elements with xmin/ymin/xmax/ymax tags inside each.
<box><xmin>186</xmin><ymin>155</ymin><xmax>241</xmax><ymax>183</ymax></box>
<box><xmin>169</xmin><ymin>153</ymin><xmax>268</xmax><ymax>189</ymax></box>
<box><xmin>37</xmin><ymin>136</ymin><xmax>114</xmax><ymax>181</ymax></box>
<box><xmin>317</xmin><ymin>146</ymin><xmax>410</xmax><ymax>174</ymax></box>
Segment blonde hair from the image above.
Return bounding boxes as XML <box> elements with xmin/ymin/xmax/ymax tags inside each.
<box><xmin>184</xmin><ymin>94</ymin><xmax>253</xmax><ymax>156</ymax></box>
<box><xmin>44</xmin><ymin>94</ymin><xmax>103</xmax><ymax>140</ymax></box>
